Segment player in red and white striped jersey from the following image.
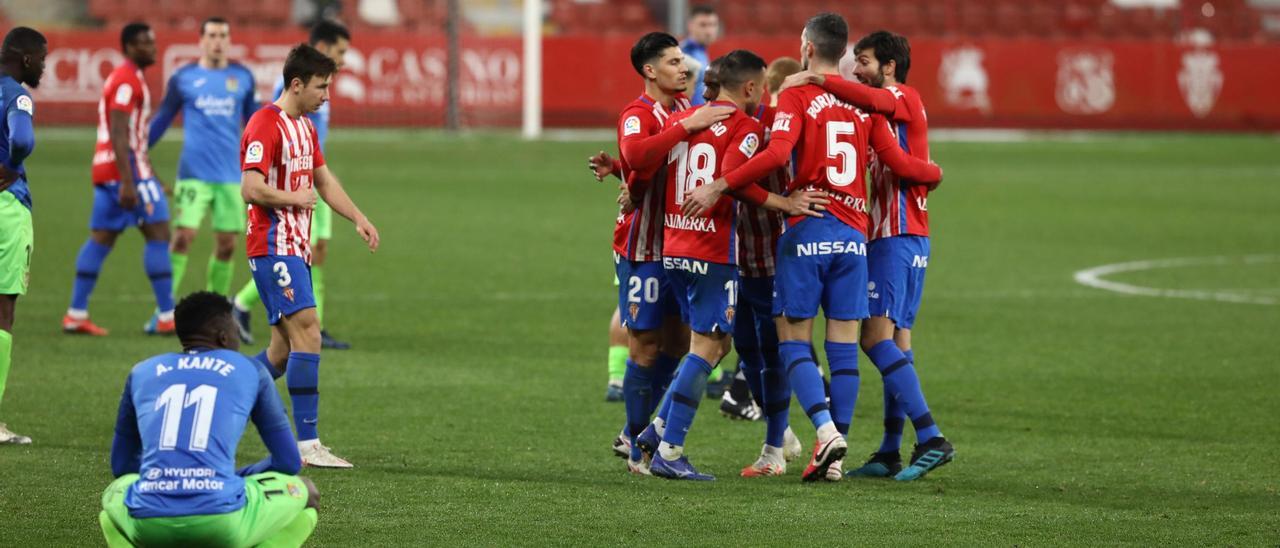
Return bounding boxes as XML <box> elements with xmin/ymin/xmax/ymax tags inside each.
<box><xmin>733</xmin><ymin>57</ymin><xmax>807</xmax><ymax>476</ymax></box>
<box><xmin>240</xmin><ymin>44</ymin><xmax>379</xmax><ymax>469</ymax></box>
<box><xmin>610</xmin><ymin>32</ymin><xmax>734</xmax><ymax>475</ymax></box>
<box><xmin>778</xmin><ymin>29</ymin><xmax>956</xmax><ymax>481</ymax></box>
<box><xmin>64</xmin><ymin>23</ymin><xmax>176</xmax><ymax>337</ymax></box>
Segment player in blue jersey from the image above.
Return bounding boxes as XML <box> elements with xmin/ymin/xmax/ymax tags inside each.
<box><xmin>232</xmin><ymin>20</ymin><xmax>352</xmax><ymax>350</ymax></box>
<box><xmin>0</xmin><ymin>27</ymin><xmax>45</xmax><ymax>445</ymax></box>
<box><xmin>149</xmin><ymin>17</ymin><xmax>257</xmax><ymax>309</ymax></box>
<box><xmin>680</xmin><ymin>4</ymin><xmax>719</xmax><ymax>108</ymax></box>
<box><xmin>99</xmin><ymin>292</ymin><xmax>320</xmax><ymax>547</ymax></box>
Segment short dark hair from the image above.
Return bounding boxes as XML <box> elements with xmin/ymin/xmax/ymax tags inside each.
<box><xmin>201</xmin><ymin>17</ymin><xmax>230</xmax><ymax>36</ymax></box>
<box><xmin>855</xmin><ymin>30</ymin><xmax>911</xmax><ymax>83</ymax></box>
<box><xmin>175</xmin><ymin>291</ymin><xmax>233</xmax><ymax>342</ymax></box>
<box><xmin>804</xmin><ymin>13</ymin><xmax>848</xmax><ymax>64</ymax></box>
<box><xmin>282</xmin><ymin>43</ymin><xmax>338</xmax><ymax>89</ymax></box>
<box><xmin>690</xmin><ymin>4</ymin><xmax>716</xmax><ymax>17</ymax></box>
<box><xmin>121</xmin><ymin>22</ymin><xmax>151</xmax><ymax>52</ymax></box>
<box><xmin>702</xmin><ymin>49</ymin><xmax>765</xmax><ymax>102</ymax></box>
<box><xmin>630</xmin><ymin>32</ymin><xmax>679</xmax><ymax>77</ymax></box>
<box><xmin>1</xmin><ymin>27</ymin><xmax>46</xmax><ymax>63</ymax></box>
<box><xmin>309</xmin><ymin>20</ymin><xmax>351</xmax><ymax>46</ymax></box>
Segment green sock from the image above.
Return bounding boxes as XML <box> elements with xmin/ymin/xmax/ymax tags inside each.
<box><xmin>0</xmin><ymin>330</ymin><xmax>11</xmax><ymax>412</ymax></box>
<box><xmin>707</xmin><ymin>365</ymin><xmax>723</xmax><ymax>383</ymax></box>
<box><xmin>0</xmin><ymin>330</ymin><xmax>11</xmax><ymax>411</ymax></box>
<box><xmin>257</xmin><ymin>507</ymin><xmax>318</xmax><ymax>548</ymax></box>
<box><xmin>607</xmin><ymin>345</ymin><xmax>628</xmax><ymax>383</ymax></box>
<box><xmin>234</xmin><ymin>280</ymin><xmax>261</xmax><ymax>310</ymax></box>
<box><xmin>312</xmin><ymin>265</ymin><xmax>325</xmax><ymax>326</ymax></box>
<box><xmin>170</xmin><ymin>252</ymin><xmax>189</xmax><ymax>297</ymax></box>
<box><xmin>206</xmin><ymin>257</ymin><xmax>234</xmax><ymax>296</ymax></box>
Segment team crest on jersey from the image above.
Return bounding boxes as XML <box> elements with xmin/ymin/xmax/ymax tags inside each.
<box><xmin>246</xmin><ymin>141</ymin><xmax>264</xmax><ymax>163</ymax></box>
<box><xmin>623</xmin><ymin>116</ymin><xmax>642</xmax><ymax>136</ymax></box>
<box><xmin>226</xmin><ymin>77</ymin><xmax>239</xmax><ymax>92</ymax></box>
<box><xmin>725</xmin><ymin>306</ymin><xmax>735</xmax><ymax>324</ymax></box>
<box><xmin>628</xmin><ymin>302</ymin><xmax>639</xmax><ymax>321</ymax></box>
<box><xmin>283</xmin><ymin>287</ymin><xmax>295</xmax><ymax>302</ymax></box>
<box><xmin>287</xmin><ymin>483</ymin><xmax>302</xmax><ymax>498</ymax></box>
<box><xmin>739</xmin><ymin>133</ymin><xmax>759</xmax><ymax>158</ymax></box>
<box><xmin>15</xmin><ymin>95</ymin><xmax>33</xmax><ymax>115</ymax></box>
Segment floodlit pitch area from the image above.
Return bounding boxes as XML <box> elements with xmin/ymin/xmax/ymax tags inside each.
<box><xmin>1</xmin><ymin>130</ymin><xmax>1277</xmax><ymax>545</ymax></box>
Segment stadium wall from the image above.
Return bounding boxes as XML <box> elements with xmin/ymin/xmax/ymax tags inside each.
<box><xmin>33</xmin><ymin>30</ymin><xmax>1280</xmax><ymax>130</ymax></box>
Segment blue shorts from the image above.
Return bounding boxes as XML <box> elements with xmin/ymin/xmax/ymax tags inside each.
<box><xmin>89</xmin><ymin>179</ymin><xmax>170</xmax><ymax>231</ymax></box>
<box><xmin>249</xmin><ymin>256</ymin><xmax>316</xmax><ymax>325</ymax></box>
<box><xmin>664</xmin><ymin>257</ymin><xmax>738</xmax><ymax>335</ymax></box>
<box><xmin>614</xmin><ymin>254</ymin><xmax>680</xmax><ymax>331</ymax></box>
<box><xmin>867</xmin><ymin>235</ymin><xmax>929</xmax><ymax>329</ymax></box>
<box><xmin>773</xmin><ymin>216</ymin><xmax>869</xmax><ymax>321</ymax></box>
<box><xmin>734</xmin><ymin>274</ymin><xmax>778</xmax><ymax>352</ymax></box>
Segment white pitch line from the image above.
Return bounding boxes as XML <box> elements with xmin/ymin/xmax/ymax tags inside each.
<box><xmin>1073</xmin><ymin>255</ymin><xmax>1280</xmax><ymax>306</ymax></box>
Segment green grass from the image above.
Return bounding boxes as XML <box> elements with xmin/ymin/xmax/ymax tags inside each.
<box><xmin>2</xmin><ymin>130</ymin><xmax>1279</xmax><ymax>545</ymax></box>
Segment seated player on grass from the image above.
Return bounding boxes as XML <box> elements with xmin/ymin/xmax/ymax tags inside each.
<box><xmin>99</xmin><ymin>291</ymin><xmax>320</xmax><ymax>548</ymax></box>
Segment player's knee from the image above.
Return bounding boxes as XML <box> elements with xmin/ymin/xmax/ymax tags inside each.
<box><xmin>300</xmin><ymin>476</ymin><xmax>320</xmax><ymax>510</ymax></box>
<box><xmin>628</xmin><ymin>332</ymin><xmax>660</xmax><ymax>364</ymax></box>
<box><xmin>213</xmin><ymin>242</ymin><xmax>235</xmax><ymax>261</ymax></box>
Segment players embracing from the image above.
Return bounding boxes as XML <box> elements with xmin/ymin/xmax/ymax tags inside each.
<box><xmin>685</xmin><ymin>13</ymin><xmax>946</xmax><ymax>481</ymax></box>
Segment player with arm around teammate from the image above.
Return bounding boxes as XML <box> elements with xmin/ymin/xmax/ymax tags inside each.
<box><xmin>239</xmin><ymin>44</ymin><xmax>379</xmax><ymax>469</ymax></box>
<box><xmin>781</xmin><ymin>30</ymin><xmax>956</xmax><ymax>480</ymax></box>
<box><xmin>644</xmin><ymin>50</ymin><xmax>828</xmax><ymax>480</ymax></box>
<box><xmin>684</xmin><ymin>13</ymin><xmax>943</xmax><ymax>482</ymax></box>
<box><xmin>99</xmin><ymin>291</ymin><xmax>320</xmax><ymax>547</ymax></box>
<box><xmin>610</xmin><ymin>32</ymin><xmax>733</xmax><ymax>474</ymax></box>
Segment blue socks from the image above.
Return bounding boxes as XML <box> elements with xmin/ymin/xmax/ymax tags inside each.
<box><xmin>649</xmin><ymin>353</ymin><xmax>679</xmax><ymax>416</ymax></box>
<box><xmin>253</xmin><ymin>350</ymin><xmax>283</xmax><ymax>380</ymax></box>
<box><xmin>285</xmin><ymin>352</ymin><xmax>321</xmax><ymax>441</ymax></box>
<box><xmin>761</xmin><ymin>345</ymin><xmax>790</xmax><ymax>448</ymax></box>
<box><xmin>143</xmin><ymin>240</ymin><xmax>174</xmax><ymax>313</ymax></box>
<box><xmin>825</xmin><ymin>341</ymin><xmax>860</xmax><ymax>437</ymax></box>
<box><xmin>661</xmin><ymin>354</ymin><xmax>713</xmax><ymax>448</ymax></box>
<box><xmin>866</xmin><ymin>340</ymin><xmax>941</xmax><ymax>443</ymax></box>
<box><xmin>779</xmin><ymin>340</ymin><xmax>832</xmax><ymax>430</ymax></box>
<box><xmin>70</xmin><ymin>239</ymin><xmax>112</xmax><ymax>311</ymax></box>
<box><xmin>736</xmin><ymin>351</ymin><xmax>766</xmax><ymax>409</ymax></box>
<box><xmin>622</xmin><ymin>360</ymin><xmax>654</xmax><ymax>440</ymax></box>
<box><xmin>879</xmin><ymin>348</ymin><xmax>910</xmax><ymax>453</ymax></box>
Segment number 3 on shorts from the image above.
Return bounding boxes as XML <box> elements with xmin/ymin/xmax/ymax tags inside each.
<box><xmin>273</xmin><ymin>262</ymin><xmax>292</xmax><ymax>287</ymax></box>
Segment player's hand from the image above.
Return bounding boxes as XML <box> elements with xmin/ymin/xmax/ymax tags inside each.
<box><xmin>779</xmin><ymin>70</ymin><xmax>825</xmax><ymax>93</ymax></box>
<box><xmin>617</xmin><ymin>183</ymin><xmax>636</xmax><ymax>214</ymax></box>
<box><xmin>0</xmin><ymin>166</ymin><xmax>20</xmax><ymax>193</ymax></box>
<box><xmin>785</xmin><ymin>190</ymin><xmax>829</xmax><ymax>218</ymax></box>
<box><xmin>680</xmin><ymin>105</ymin><xmax>735</xmax><ymax>132</ymax></box>
<box><xmin>118</xmin><ymin>183</ymin><xmax>139</xmax><ymax>210</ymax></box>
<box><xmin>928</xmin><ymin>163</ymin><xmax>943</xmax><ymax>190</ymax></box>
<box><xmin>293</xmin><ymin>192</ymin><xmax>318</xmax><ymax>210</ymax></box>
<box><xmin>681</xmin><ymin>178</ymin><xmax>728</xmax><ymax>218</ymax></box>
<box><xmin>355</xmin><ymin>216</ymin><xmax>379</xmax><ymax>252</ymax></box>
<box><xmin>588</xmin><ymin>151</ymin><xmax>616</xmax><ymax>182</ymax></box>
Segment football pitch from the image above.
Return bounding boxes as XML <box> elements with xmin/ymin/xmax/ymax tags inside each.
<box><xmin>1</xmin><ymin>129</ymin><xmax>1277</xmax><ymax>545</ymax></box>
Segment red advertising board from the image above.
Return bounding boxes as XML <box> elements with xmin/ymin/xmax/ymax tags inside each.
<box><xmin>30</xmin><ymin>30</ymin><xmax>1280</xmax><ymax>130</ymax></box>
